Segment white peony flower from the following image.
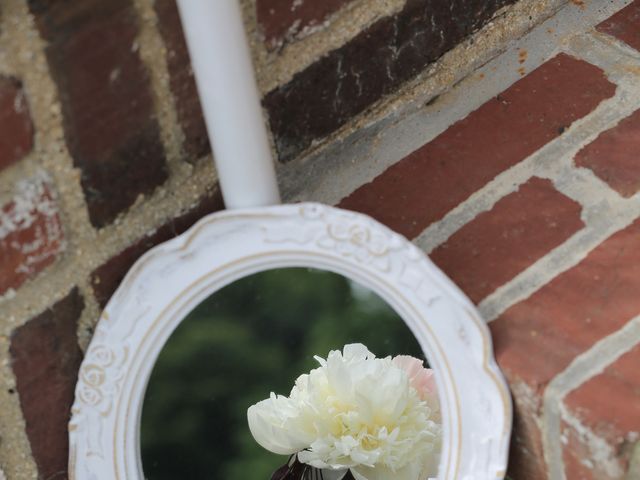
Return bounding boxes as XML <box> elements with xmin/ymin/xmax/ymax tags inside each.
<box><xmin>248</xmin><ymin>344</ymin><xmax>441</xmax><ymax>480</ymax></box>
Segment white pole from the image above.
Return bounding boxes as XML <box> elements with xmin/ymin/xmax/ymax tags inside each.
<box><xmin>176</xmin><ymin>0</ymin><xmax>281</xmax><ymax>209</ymax></box>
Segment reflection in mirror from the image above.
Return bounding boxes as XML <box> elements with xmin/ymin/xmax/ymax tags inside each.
<box><xmin>141</xmin><ymin>268</ymin><xmax>441</xmax><ymax>479</ymax></box>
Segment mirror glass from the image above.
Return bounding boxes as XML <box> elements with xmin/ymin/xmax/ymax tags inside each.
<box><xmin>140</xmin><ymin>267</ymin><xmax>441</xmax><ymax>479</ymax></box>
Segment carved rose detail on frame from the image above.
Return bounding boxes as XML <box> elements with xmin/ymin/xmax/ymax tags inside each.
<box><xmin>76</xmin><ymin>344</ymin><xmax>129</xmax><ymax>416</ymax></box>
<box><xmin>316</xmin><ymin>219</ymin><xmax>403</xmax><ymax>272</ymax></box>
<box><xmin>263</xmin><ymin>205</ymin><xmax>405</xmax><ymax>273</ymax></box>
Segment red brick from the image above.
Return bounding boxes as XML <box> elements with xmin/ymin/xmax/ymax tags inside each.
<box><xmin>0</xmin><ymin>175</ymin><xmax>64</xmax><ymax>295</ymax></box>
<box><xmin>155</xmin><ymin>0</ymin><xmax>210</xmax><ymax>161</ymax></box>
<box><xmin>91</xmin><ymin>188</ymin><xmax>224</xmax><ymax>308</ymax></box>
<box><xmin>0</xmin><ymin>77</ymin><xmax>34</xmax><ymax>172</ymax></box>
<box><xmin>491</xmin><ymin>218</ymin><xmax>640</xmax><ymax>390</ymax></box>
<box><xmin>562</xmin><ymin>345</ymin><xmax>640</xmax><ymax>478</ymax></box>
<box><xmin>575</xmin><ymin>108</ymin><xmax>640</xmax><ymax>198</ymax></box>
<box><xmin>430</xmin><ymin>177</ymin><xmax>584</xmax><ymax>303</ymax></box>
<box><xmin>561</xmin><ymin>422</ymin><xmax>603</xmax><ymax>480</ymax></box>
<box><xmin>597</xmin><ymin>0</ymin><xmax>640</xmax><ymax>52</ymax></box>
<box><xmin>566</xmin><ymin>345</ymin><xmax>640</xmax><ymax>436</ymax></box>
<box><xmin>339</xmin><ymin>54</ymin><xmax>616</xmax><ymax>239</ymax></box>
<box><xmin>265</xmin><ymin>0</ymin><xmax>519</xmax><ymax>162</ymax></box>
<box><xmin>257</xmin><ymin>0</ymin><xmax>353</xmax><ymax>48</ymax></box>
<box><xmin>10</xmin><ymin>288</ymin><xmax>84</xmax><ymax>480</ymax></box>
<box><xmin>29</xmin><ymin>0</ymin><xmax>168</xmax><ymax>228</ymax></box>
<box><xmin>560</xmin><ymin>414</ymin><xmax>638</xmax><ymax>480</ymax></box>
<box><xmin>490</xmin><ymin>220</ymin><xmax>640</xmax><ymax>480</ymax></box>
<box><xmin>507</xmin><ymin>386</ymin><xmax>548</xmax><ymax>480</ymax></box>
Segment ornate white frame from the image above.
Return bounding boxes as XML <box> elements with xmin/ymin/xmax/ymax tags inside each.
<box><xmin>69</xmin><ymin>203</ymin><xmax>512</xmax><ymax>480</ymax></box>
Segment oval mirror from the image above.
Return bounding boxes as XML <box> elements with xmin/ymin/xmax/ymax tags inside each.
<box><xmin>68</xmin><ymin>203</ymin><xmax>511</xmax><ymax>479</ymax></box>
<box><xmin>140</xmin><ymin>268</ymin><xmax>437</xmax><ymax>479</ymax></box>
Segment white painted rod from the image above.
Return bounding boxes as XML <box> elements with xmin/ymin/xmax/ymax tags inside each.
<box><xmin>176</xmin><ymin>0</ymin><xmax>281</xmax><ymax>208</ymax></box>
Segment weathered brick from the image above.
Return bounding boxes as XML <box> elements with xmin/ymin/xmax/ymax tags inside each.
<box><xmin>264</xmin><ymin>0</ymin><xmax>519</xmax><ymax>162</ymax></box>
<box><xmin>0</xmin><ymin>174</ymin><xmax>64</xmax><ymax>296</ymax></box>
<box><xmin>340</xmin><ymin>54</ymin><xmax>615</xmax><ymax>239</ymax></box>
<box><xmin>10</xmin><ymin>288</ymin><xmax>84</xmax><ymax>480</ymax></box>
<box><xmin>155</xmin><ymin>0</ymin><xmax>209</xmax><ymax>161</ymax></box>
<box><xmin>561</xmin><ymin>345</ymin><xmax>640</xmax><ymax>479</ymax></box>
<box><xmin>597</xmin><ymin>0</ymin><xmax>640</xmax><ymax>52</ymax></box>
<box><xmin>91</xmin><ymin>188</ymin><xmax>223</xmax><ymax>308</ymax></box>
<box><xmin>257</xmin><ymin>0</ymin><xmax>353</xmax><ymax>48</ymax></box>
<box><xmin>430</xmin><ymin>177</ymin><xmax>584</xmax><ymax>303</ymax></box>
<box><xmin>29</xmin><ymin>0</ymin><xmax>168</xmax><ymax>228</ymax></box>
<box><xmin>507</xmin><ymin>384</ymin><xmax>548</xmax><ymax>480</ymax></box>
<box><xmin>575</xmin><ymin>108</ymin><xmax>640</xmax><ymax>198</ymax></box>
<box><xmin>561</xmin><ymin>422</ymin><xmax>604</xmax><ymax>480</ymax></box>
<box><xmin>565</xmin><ymin>346</ymin><xmax>640</xmax><ymax>441</ymax></box>
<box><xmin>492</xmin><ymin>217</ymin><xmax>640</xmax><ymax>392</ymax></box>
<box><xmin>490</xmin><ymin>219</ymin><xmax>640</xmax><ymax>479</ymax></box>
<box><xmin>0</xmin><ymin>76</ymin><xmax>34</xmax><ymax>172</ymax></box>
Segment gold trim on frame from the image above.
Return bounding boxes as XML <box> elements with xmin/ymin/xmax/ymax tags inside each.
<box><xmin>69</xmin><ymin>203</ymin><xmax>512</xmax><ymax>480</ymax></box>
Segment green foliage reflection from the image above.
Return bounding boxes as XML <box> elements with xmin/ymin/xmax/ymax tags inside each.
<box><xmin>141</xmin><ymin>268</ymin><xmax>424</xmax><ymax>479</ymax></box>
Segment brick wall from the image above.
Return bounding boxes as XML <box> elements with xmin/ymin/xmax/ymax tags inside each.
<box><xmin>0</xmin><ymin>0</ymin><xmax>638</xmax><ymax>479</ymax></box>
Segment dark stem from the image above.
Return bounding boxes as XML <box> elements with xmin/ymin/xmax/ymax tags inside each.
<box><xmin>270</xmin><ymin>457</ymin><xmax>358</xmax><ymax>480</ymax></box>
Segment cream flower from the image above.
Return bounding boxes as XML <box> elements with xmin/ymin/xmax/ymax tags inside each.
<box><xmin>247</xmin><ymin>344</ymin><xmax>441</xmax><ymax>480</ymax></box>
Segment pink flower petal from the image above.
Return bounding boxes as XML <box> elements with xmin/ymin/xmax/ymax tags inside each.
<box><xmin>392</xmin><ymin>355</ymin><xmax>437</xmax><ymax>400</ymax></box>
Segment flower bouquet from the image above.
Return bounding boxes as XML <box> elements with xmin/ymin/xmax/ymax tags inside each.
<box><xmin>248</xmin><ymin>344</ymin><xmax>442</xmax><ymax>480</ymax></box>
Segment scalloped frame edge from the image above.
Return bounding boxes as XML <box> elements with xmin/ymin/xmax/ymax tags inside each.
<box><xmin>68</xmin><ymin>203</ymin><xmax>512</xmax><ymax>480</ymax></box>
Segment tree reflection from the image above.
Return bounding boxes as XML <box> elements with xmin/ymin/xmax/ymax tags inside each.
<box><xmin>141</xmin><ymin>268</ymin><xmax>425</xmax><ymax>479</ymax></box>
